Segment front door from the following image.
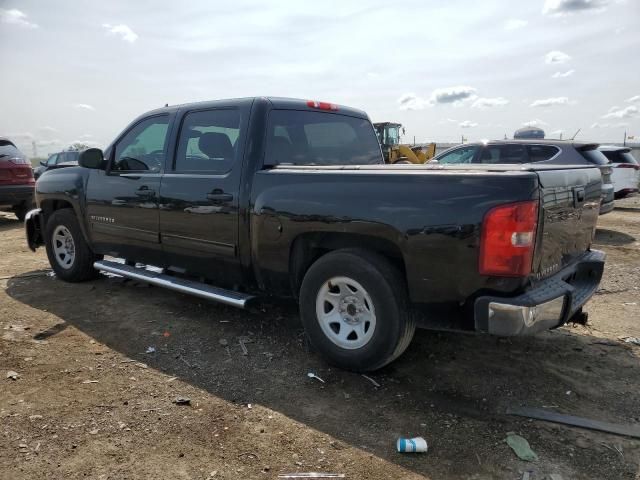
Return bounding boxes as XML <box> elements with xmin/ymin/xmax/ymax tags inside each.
<box><xmin>159</xmin><ymin>107</ymin><xmax>245</xmax><ymax>286</ymax></box>
<box><xmin>86</xmin><ymin>114</ymin><xmax>170</xmax><ymax>264</ymax></box>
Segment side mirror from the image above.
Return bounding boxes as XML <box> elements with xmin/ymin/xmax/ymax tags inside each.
<box><xmin>78</xmin><ymin>148</ymin><xmax>105</xmax><ymax>169</ymax></box>
<box><xmin>40</xmin><ymin>161</ymin><xmax>47</xmax><ymax>167</ymax></box>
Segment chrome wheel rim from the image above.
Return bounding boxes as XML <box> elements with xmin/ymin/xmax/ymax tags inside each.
<box><xmin>52</xmin><ymin>225</ymin><xmax>75</xmax><ymax>269</ymax></box>
<box><xmin>315</xmin><ymin>276</ymin><xmax>376</xmax><ymax>350</ymax></box>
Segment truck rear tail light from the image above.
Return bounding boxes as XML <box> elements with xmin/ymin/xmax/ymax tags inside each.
<box><xmin>479</xmin><ymin>200</ymin><xmax>538</xmax><ymax>277</ymax></box>
<box><xmin>306</xmin><ymin>100</ymin><xmax>338</xmax><ymax>111</ymax></box>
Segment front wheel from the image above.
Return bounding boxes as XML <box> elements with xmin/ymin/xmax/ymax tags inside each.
<box><xmin>45</xmin><ymin>209</ymin><xmax>102</xmax><ymax>282</ymax></box>
<box><xmin>299</xmin><ymin>249</ymin><xmax>415</xmax><ymax>372</ymax></box>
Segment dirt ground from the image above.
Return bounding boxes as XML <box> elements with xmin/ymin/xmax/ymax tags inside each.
<box><xmin>1</xmin><ymin>197</ymin><xmax>640</xmax><ymax>480</ymax></box>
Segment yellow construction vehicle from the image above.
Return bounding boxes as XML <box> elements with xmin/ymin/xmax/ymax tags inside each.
<box><xmin>373</xmin><ymin>122</ymin><xmax>436</xmax><ymax>164</ymax></box>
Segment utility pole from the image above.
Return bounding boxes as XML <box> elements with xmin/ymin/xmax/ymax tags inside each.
<box><xmin>624</xmin><ymin>130</ymin><xmax>627</xmax><ymax>147</ymax></box>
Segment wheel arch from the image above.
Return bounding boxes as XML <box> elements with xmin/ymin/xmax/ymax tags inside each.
<box><xmin>40</xmin><ymin>198</ymin><xmax>92</xmax><ymax>246</ymax></box>
<box><xmin>289</xmin><ymin>232</ymin><xmax>407</xmax><ymax>299</ymax></box>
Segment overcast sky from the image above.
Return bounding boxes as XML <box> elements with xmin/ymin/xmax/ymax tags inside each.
<box><xmin>1</xmin><ymin>0</ymin><xmax>639</xmax><ymax>157</ymax></box>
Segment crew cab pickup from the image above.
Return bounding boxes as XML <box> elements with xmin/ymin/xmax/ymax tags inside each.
<box><xmin>25</xmin><ymin>97</ymin><xmax>605</xmax><ymax>371</ymax></box>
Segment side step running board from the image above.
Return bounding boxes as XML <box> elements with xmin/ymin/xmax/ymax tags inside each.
<box><xmin>93</xmin><ymin>260</ymin><xmax>255</xmax><ymax>309</ymax></box>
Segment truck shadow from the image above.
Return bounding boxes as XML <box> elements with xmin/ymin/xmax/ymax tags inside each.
<box><xmin>594</xmin><ymin>228</ymin><xmax>636</xmax><ymax>246</ymax></box>
<box><xmin>6</xmin><ymin>273</ymin><xmax>640</xmax><ymax>479</ymax></box>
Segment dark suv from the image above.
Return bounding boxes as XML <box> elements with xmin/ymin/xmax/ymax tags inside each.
<box><xmin>0</xmin><ymin>137</ymin><xmax>34</xmax><ymax>221</ymax></box>
<box><xmin>34</xmin><ymin>151</ymin><xmax>80</xmax><ymax>179</ymax></box>
<box><xmin>433</xmin><ymin>140</ymin><xmax>615</xmax><ymax>214</ymax></box>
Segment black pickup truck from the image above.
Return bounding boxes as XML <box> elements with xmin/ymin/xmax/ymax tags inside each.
<box><xmin>25</xmin><ymin>97</ymin><xmax>605</xmax><ymax>371</ymax></box>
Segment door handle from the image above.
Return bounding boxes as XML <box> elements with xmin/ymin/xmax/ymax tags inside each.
<box><xmin>135</xmin><ymin>186</ymin><xmax>155</xmax><ymax>197</ymax></box>
<box><xmin>207</xmin><ymin>189</ymin><xmax>233</xmax><ymax>202</ymax></box>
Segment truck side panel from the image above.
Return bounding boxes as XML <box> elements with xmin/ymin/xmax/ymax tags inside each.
<box><xmin>249</xmin><ymin>168</ymin><xmax>541</xmax><ymax>303</ymax></box>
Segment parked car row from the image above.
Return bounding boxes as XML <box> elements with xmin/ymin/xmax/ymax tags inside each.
<box><xmin>0</xmin><ymin>138</ymin><xmax>35</xmax><ymax>221</ymax></box>
<box><xmin>431</xmin><ymin>139</ymin><xmax>640</xmax><ymax>214</ymax></box>
<box><xmin>599</xmin><ymin>146</ymin><xmax>640</xmax><ymax>199</ymax></box>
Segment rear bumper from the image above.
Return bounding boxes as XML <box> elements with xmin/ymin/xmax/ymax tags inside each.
<box><xmin>0</xmin><ymin>184</ymin><xmax>34</xmax><ymax>208</ymax></box>
<box><xmin>474</xmin><ymin>249</ymin><xmax>605</xmax><ymax>336</ymax></box>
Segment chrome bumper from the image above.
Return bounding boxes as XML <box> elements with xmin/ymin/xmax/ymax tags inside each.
<box><xmin>474</xmin><ymin>250</ymin><xmax>606</xmax><ymax>336</ymax></box>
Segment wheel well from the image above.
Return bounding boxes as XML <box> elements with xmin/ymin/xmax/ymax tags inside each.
<box><xmin>40</xmin><ymin>199</ymin><xmax>74</xmax><ymax>218</ymax></box>
<box><xmin>289</xmin><ymin>233</ymin><xmax>407</xmax><ymax>298</ymax></box>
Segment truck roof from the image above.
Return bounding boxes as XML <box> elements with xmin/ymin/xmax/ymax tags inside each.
<box><xmin>142</xmin><ymin>97</ymin><xmax>369</xmax><ymax>119</ymax></box>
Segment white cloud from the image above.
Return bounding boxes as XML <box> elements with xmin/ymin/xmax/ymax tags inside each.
<box><xmin>504</xmin><ymin>18</ymin><xmax>528</xmax><ymax>30</ymax></box>
<box><xmin>591</xmin><ymin>122</ymin><xmax>629</xmax><ymax>129</ymax></box>
<box><xmin>459</xmin><ymin>120</ymin><xmax>478</xmax><ymax>128</ymax></box>
<box><xmin>429</xmin><ymin>86</ymin><xmax>477</xmax><ymax>105</ymax></box>
<box><xmin>627</xmin><ymin>95</ymin><xmax>640</xmax><ymax>103</ymax></box>
<box><xmin>73</xmin><ymin>103</ymin><xmax>95</xmax><ymax>111</ymax></box>
<box><xmin>102</xmin><ymin>23</ymin><xmax>138</xmax><ymax>43</ymax></box>
<box><xmin>530</xmin><ymin>97</ymin><xmax>570</xmax><ymax>107</ymax></box>
<box><xmin>543</xmin><ymin>0</ymin><xmax>611</xmax><ymax>16</ymax></box>
<box><xmin>552</xmin><ymin>69</ymin><xmax>575</xmax><ymax>78</ymax></box>
<box><xmin>471</xmin><ymin>97</ymin><xmax>509</xmax><ymax>108</ymax></box>
<box><xmin>5</xmin><ymin>132</ymin><xmax>34</xmax><ymax>140</ymax></box>
<box><xmin>523</xmin><ymin>119</ymin><xmax>549</xmax><ymax>127</ymax></box>
<box><xmin>0</xmin><ymin>8</ymin><xmax>38</xmax><ymax>28</ymax></box>
<box><xmin>397</xmin><ymin>93</ymin><xmax>429</xmax><ymax>111</ymax></box>
<box><xmin>545</xmin><ymin>50</ymin><xmax>571</xmax><ymax>64</ymax></box>
<box><xmin>602</xmin><ymin>105</ymin><xmax>638</xmax><ymax>119</ymax></box>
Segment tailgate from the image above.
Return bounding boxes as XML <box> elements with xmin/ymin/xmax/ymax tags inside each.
<box><xmin>532</xmin><ymin>167</ymin><xmax>601</xmax><ymax>279</ymax></box>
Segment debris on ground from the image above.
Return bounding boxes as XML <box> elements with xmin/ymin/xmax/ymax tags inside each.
<box><xmin>6</xmin><ymin>370</ymin><xmax>20</xmax><ymax>380</ymax></box>
<box><xmin>238</xmin><ymin>338</ymin><xmax>249</xmax><ymax>355</ymax></box>
<box><xmin>507</xmin><ymin>406</ymin><xmax>640</xmax><ymax>439</ymax></box>
<box><xmin>622</xmin><ymin>336</ymin><xmax>640</xmax><ymax>346</ymax></box>
<box><xmin>81</xmin><ymin>380</ymin><xmax>99</xmax><ymax>384</ymax></box>
<box><xmin>277</xmin><ymin>474</ymin><xmax>345</xmax><ymax>479</ymax></box>
<box><xmin>145</xmin><ymin>346</ymin><xmax>156</xmax><ymax>354</ymax></box>
<box><xmin>173</xmin><ymin>396</ymin><xmax>191</xmax><ymax>406</ymax></box>
<box><xmin>396</xmin><ymin>436</ymin><xmax>428</xmax><ymax>453</ymax></box>
<box><xmin>307</xmin><ymin>372</ymin><xmax>325</xmax><ymax>384</ymax></box>
<box><xmin>505</xmin><ymin>433</ymin><xmax>538</xmax><ymax>462</ymax></box>
<box><xmin>361</xmin><ymin>374</ymin><xmax>380</xmax><ymax>388</ymax></box>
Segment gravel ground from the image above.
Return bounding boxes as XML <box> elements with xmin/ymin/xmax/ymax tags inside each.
<box><xmin>1</xmin><ymin>196</ymin><xmax>639</xmax><ymax>480</ymax></box>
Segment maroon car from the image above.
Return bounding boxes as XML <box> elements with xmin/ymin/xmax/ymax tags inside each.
<box><xmin>0</xmin><ymin>137</ymin><xmax>34</xmax><ymax>221</ymax></box>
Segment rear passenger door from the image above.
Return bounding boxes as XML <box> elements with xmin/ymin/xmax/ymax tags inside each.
<box><xmin>159</xmin><ymin>105</ymin><xmax>248</xmax><ymax>284</ymax></box>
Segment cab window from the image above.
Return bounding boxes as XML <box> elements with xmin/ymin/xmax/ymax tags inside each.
<box><xmin>174</xmin><ymin>109</ymin><xmax>241</xmax><ymax>173</ymax></box>
<box><xmin>112</xmin><ymin>116</ymin><xmax>169</xmax><ymax>172</ymax></box>
<box><xmin>265</xmin><ymin>110</ymin><xmax>382</xmax><ymax>166</ymax></box>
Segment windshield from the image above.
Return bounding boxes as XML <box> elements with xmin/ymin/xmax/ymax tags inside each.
<box><xmin>384</xmin><ymin>126</ymin><xmax>400</xmax><ymax>146</ymax></box>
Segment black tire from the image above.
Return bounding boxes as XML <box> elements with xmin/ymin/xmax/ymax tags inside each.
<box><xmin>45</xmin><ymin>209</ymin><xmax>102</xmax><ymax>282</ymax></box>
<box><xmin>299</xmin><ymin>249</ymin><xmax>415</xmax><ymax>372</ymax></box>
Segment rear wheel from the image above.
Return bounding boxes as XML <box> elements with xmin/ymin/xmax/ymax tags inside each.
<box><xmin>45</xmin><ymin>209</ymin><xmax>102</xmax><ymax>282</ymax></box>
<box><xmin>299</xmin><ymin>249</ymin><xmax>415</xmax><ymax>372</ymax></box>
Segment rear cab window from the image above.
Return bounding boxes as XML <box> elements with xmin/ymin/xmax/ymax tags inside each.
<box><xmin>265</xmin><ymin>110</ymin><xmax>382</xmax><ymax>166</ymax></box>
